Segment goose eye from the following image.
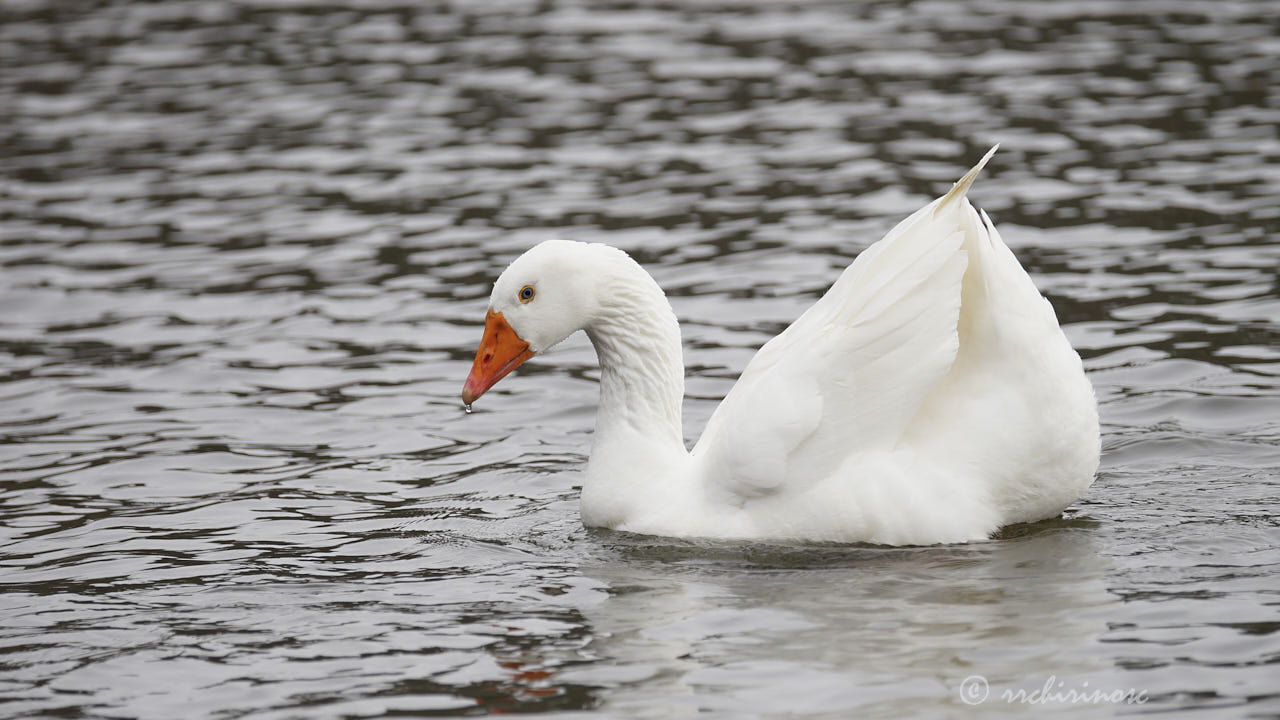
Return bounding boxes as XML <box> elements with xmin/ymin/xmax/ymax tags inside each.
<box><xmin>519</xmin><ymin>285</ymin><xmax>535</xmax><ymax>302</ymax></box>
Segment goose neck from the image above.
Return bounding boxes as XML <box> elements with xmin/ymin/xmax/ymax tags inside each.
<box><xmin>585</xmin><ymin>287</ymin><xmax>685</xmax><ymax>449</ymax></box>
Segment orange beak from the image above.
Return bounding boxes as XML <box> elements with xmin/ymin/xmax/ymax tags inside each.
<box><xmin>462</xmin><ymin>309</ymin><xmax>534</xmax><ymax>405</ymax></box>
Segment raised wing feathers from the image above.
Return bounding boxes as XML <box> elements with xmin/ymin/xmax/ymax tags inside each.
<box><xmin>694</xmin><ymin>188</ymin><xmax>983</xmax><ymax>504</ymax></box>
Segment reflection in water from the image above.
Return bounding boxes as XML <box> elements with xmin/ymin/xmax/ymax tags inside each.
<box><xmin>1</xmin><ymin>0</ymin><xmax>1278</xmax><ymax>717</ymax></box>
<box><xmin>578</xmin><ymin>527</ymin><xmax>1113</xmax><ymax>717</ymax></box>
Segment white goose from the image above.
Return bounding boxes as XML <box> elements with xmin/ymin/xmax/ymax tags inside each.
<box><xmin>462</xmin><ymin>148</ymin><xmax>1099</xmax><ymax>545</ymax></box>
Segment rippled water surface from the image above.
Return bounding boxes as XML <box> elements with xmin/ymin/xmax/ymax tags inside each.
<box><xmin>2</xmin><ymin>1</ymin><xmax>1278</xmax><ymax>717</ymax></box>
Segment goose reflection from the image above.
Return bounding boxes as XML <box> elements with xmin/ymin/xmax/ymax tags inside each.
<box><xmin>567</xmin><ymin>521</ymin><xmax>1115</xmax><ymax>715</ymax></box>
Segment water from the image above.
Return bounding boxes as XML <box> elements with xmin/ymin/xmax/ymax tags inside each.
<box><xmin>1</xmin><ymin>0</ymin><xmax>1277</xmax><ymax>717</ymax></box>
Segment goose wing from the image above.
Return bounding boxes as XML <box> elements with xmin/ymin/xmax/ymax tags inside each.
<box><xmin>692</xmin><ymin>148</ymin><xmax>999</xmax><ymax>503</ymax></box>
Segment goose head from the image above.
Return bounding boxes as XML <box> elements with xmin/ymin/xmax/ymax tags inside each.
<box><xmin>462</xmin><ymin>240</ymin><xmax>600</xmax><ymax>405</ymax></box>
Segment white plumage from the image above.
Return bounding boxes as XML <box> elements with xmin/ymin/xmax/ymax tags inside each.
<box><xmin>464</xmin><ymin>148</ymin><xmax>1100</xmax><ymax>545</ymax></box>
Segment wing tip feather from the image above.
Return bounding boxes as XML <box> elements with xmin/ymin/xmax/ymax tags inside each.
<box><xmin>935</xmin><ymin>144</ymin><xmax>999</xmax><ymax>215</ymax></box>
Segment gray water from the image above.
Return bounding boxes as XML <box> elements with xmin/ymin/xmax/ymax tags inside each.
<box><xmin>1</xmin><ymin>1</ymin><xmax>1278</xmax><ymax>718</ymax></box>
